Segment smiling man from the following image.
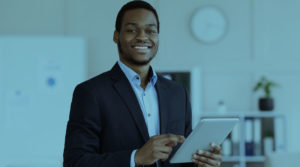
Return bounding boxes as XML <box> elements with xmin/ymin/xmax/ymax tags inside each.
<box><xmin>63</xmin><ymin>1</ymin><xmax>222</xmax><ymax>167</ymax></box>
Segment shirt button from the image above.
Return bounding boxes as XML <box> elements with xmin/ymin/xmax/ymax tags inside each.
<box><xmin>148</xmin><ymin>113</ymin><xmax>151</xmax><ymax>117</ymax></box>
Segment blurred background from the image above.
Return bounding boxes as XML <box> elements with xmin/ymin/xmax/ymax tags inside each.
<box><xmin>0</xmin><ymin>0</ymin><xmax>299</xmax><ymax>167</ymax></box>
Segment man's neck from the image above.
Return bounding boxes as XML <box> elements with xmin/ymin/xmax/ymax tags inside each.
<box><xmin>119</xmin><ymin>59</ymin><xmax>151</xmax><ymax>89</ymax></box>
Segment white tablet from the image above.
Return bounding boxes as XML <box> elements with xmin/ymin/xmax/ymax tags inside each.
<box><xmin>170</xmin><ymin>117</ymin><xmax>239</xmax><ymax>163</ymax></box>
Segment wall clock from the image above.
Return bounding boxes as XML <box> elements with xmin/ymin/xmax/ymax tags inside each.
<box><xmin>190</xmin><ymin>6</ymin><xmax>227</xmax><ymax>44</ymax></box>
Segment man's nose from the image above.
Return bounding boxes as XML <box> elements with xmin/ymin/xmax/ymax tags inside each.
<box><xmin>136</xmin><ymin>30</ymin><xmax>148</xmax><ymax>41</ymax></box>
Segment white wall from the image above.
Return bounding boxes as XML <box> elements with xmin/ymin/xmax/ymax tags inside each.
<box><xmin>156</xmin><ymin>0</ymin><xmax>300</xmax><ymax>152</ymax></box>
<box><xmin>0</xmin><ymin>0</ymin><xmax>65</xmax><ymax>34</ymax></box>
<box><xmin>1</xmin><ymin>0</ymin><xmax>300</xmax><ymax>152</ymax></box>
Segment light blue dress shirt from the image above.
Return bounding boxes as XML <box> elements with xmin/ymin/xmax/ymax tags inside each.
<box><xmin>118</xmin><ymin>60</ymin><xmax>160</xmax><ymax>167</ymax></box>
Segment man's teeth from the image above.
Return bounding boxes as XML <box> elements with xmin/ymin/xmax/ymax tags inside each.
<box><xmin>134</xmin><ymin>46</ymin><xmax>148</xmax><ymax>49</ymax></box>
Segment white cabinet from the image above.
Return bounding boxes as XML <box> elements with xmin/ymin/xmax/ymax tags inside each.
<box><xmin>200</xmin><ymin>112</ymin><xmax>286</xmax><ymax>167</ymax></box>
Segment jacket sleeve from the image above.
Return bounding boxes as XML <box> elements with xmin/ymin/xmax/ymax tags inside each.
<box><xmin>63</xmin><ymin>84</ymin><xmax>132</xmax><ymax>167</ymax></box>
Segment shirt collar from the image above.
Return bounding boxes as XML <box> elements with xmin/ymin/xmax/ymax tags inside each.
<box><xmin>118</xmin><ymin>60</ymin><xmax>157</xmax><ymax>86</ymax></box>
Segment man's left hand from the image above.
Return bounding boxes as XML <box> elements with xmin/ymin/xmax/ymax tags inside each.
<box><xmin>192</xmin><ymin>142</ymin><xmax>222</xmax><ymax>167</ymax></box>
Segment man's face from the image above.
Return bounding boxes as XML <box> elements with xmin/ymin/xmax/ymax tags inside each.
<box><xmin>114</xmin><ymin>8</ymin><xmax>159</xmax><ymax>66</ymax></box>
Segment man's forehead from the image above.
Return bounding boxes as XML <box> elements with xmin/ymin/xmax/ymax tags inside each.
<box><xmin>122</xmin><ymin>8</ymin><xmax>158</xmax><ymax>25</ymax></box>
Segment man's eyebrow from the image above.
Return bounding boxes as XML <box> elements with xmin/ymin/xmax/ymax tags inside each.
<box><xmin>125</xmin><ymin>22</ymin><xmax>157</xmax><ymax>27</ymax></box>
<box><xmin>147</xmin><ymin>24</ymin><xmax>157</xmax><ymax>27</ymax></box>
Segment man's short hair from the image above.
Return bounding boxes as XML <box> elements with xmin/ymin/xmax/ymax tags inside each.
<box><xmin>115</xmin><ymin>0</ymin><xmax>160</xmax><ymax>33</ymax></box>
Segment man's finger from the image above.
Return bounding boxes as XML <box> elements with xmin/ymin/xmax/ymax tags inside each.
<box><xmin>196</xmin><ymin>150</ymin><xmax>222</xmax><ymax>161</ymax></box>
<box><xmin>154</xmin><ymin>145</ymin><xmax>173</xmax><ymax>154</ymax></box>
<box><xmin>165</xmin><ymin>141</ymin><xmax>177</xmax><ymax>147</ymax></box>
<box><xmin>156</xmin><ymin>133</ymin><xmax>185</xmax><ymax>140</ymax></box>
<box><xmin>158</xmin><ymin>134</ymin><xmax>185</xmax><ymax>145</ymax></box>
<box><xmin>151</xmin><ymin>134</ymin><xmax>181</xmax><ymax>145</ymax></box>
<box><xmin>192</xmin><ymin>158</ymin><xmax>213</xmax><ymax>167</ymax></box>
<box><xmin>210</xmin><ymin>142</ymin><xmax>221</xmax><ymax>153</ymax></box>
<box><xmin>192</xmin><ymin>153</ymin><xmax>220</xmax><ymax>167</ymax></box>
<box><xmin>154</xmin><ymin>152</ymin><xmax>170</xmax><ymax>161</ymax></box>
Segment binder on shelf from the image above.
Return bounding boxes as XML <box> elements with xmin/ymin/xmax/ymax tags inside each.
<box><xmin>245</xmin><ymin>118</ymin><xmax>254</xmax><ymax>156</ymax></box>
<box><xmin>254</xmin><ymin>118</ymin><xmax>262</xmax><ymax>155</ymax></box>
<box><xmin>274</xmin><ymin>118</ymin><xmax>285</xmax><ymax>151</ymax></box>
<box><xmin>222</xmin><ymin>138</ymin><xmax>232</xmax><ymax>156</ymax></box>
<box><xmin>231</xmin><ymin>123</ymin><xmax>240</xmax><ymax>155</ymax></box>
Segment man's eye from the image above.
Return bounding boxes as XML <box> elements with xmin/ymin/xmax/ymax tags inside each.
<box><xmin>146</xmin><ymin>30</ymin><xmax>157</xmax><ymax>34</ymax></box>
<box><xmin>127</xmin><ymin>29</ymin><xmax>137</xmax><ymax>33</ymax></box>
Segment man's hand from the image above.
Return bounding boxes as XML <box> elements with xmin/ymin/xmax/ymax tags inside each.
<box><xmin>192</xmin><ymin>142</ymin><xmax>222</xmax><ymax>167</ymax></box>
<box><xmin>134</xmin><ymin>133</ymin><xmax>185</xmax><ymax>166</ymax></box>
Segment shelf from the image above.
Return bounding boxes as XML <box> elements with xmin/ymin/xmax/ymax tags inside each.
<box><xmin>201</xmin><ymin>111</ymin><xmax>285</xmax><ymax>118</ymax></box>
<box><xmin>199</xmin><ymin>112</ymin><xmax>286</xmax><ymax>167</ymax></box>
<box><xmin>222</xmin><ymin>156</ymin><xmax>240</xmax><ymax>162</ymax></box>
<box><xmin>222</xmin><ymin>156</ymin><xmax>265</xmax><ymax>162</ymax></box>
<box><xmin>244</xmin><ymin>156</ymin><xmax>265</xmax><ymax>162</ymax></box>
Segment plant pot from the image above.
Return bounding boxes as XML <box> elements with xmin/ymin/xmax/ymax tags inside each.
<box><xmin>259</xmin><ymin>98</ymin><xmax>274</xmax><ymax>111</ymax></box>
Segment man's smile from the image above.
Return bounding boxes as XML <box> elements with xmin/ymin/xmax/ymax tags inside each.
<box><xmin>132</xmin><ymin>44</ymin><xmax>152</xmax><ymax>53</ymax></box>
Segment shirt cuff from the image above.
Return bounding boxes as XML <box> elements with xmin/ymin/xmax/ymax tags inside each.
<box><xmin>130</xmin><ymin>149</ymin><xmax>138</xmax><ymax>167</ymax></box>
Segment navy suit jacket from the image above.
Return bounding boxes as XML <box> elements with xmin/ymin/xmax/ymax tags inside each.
<box><xmin>63</xmin><ymin>63</ymin><xmax>194</xmax><ymax>167</ymax></box>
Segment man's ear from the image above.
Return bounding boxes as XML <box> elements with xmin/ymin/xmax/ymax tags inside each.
<box><xmin>113</xmin><ymin>30</ymin><xmax>119</xmax><ymax>44</ymax></box>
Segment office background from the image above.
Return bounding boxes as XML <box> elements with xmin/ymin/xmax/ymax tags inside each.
<box><xmin>0</xmin><ymin>0</ymin><xmax>299</xmax><ymax>166</ymax></box>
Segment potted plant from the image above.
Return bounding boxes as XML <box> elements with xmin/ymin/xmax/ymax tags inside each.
<box><xmin>253</xmin><ymin>76</ymin><xmax>278</xmax><ymax>111</ymax></box>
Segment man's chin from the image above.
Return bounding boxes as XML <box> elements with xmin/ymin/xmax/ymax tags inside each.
<box><xmin>119</xmin><ymin>51</ymin><xmax>156</xmax><ymax>66</ymax></box>
<box><xmin>131</xmin><ymin>59</ymin><xmax>152</xmax><ymax>66</ymax></box>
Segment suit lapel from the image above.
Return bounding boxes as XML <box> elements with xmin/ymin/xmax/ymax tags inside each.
<box><xmin>155</xmin><ymin>77</ymin><xmax>169</xmax><ymax>135</ymax></box>
<box><xmin>110</xmin><ymin>64</ymin><xmax>150</xmax><ymax>142</ymax></box>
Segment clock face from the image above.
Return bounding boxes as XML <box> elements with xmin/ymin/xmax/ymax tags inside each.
<box><xmin>190</xmin><ymin>6</ymin><xmax>227</xmax><ymax>44</ymax></box>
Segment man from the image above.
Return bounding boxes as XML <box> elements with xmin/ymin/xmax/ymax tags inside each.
<box><xmin>63</xmin><ymin>1</ymin><xmax>222</xmax><ymax>167</ymax></box>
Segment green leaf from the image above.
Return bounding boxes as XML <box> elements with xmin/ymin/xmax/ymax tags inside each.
<box><xmin>253</xmin><ymin>82</ymin><xmax>262</xmax><ymax>92</ymax></box>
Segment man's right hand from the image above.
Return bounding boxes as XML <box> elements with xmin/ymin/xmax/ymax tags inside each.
<box><xmin>134</xmin><ymin>133</ymin><xmax>185</xmax><ymax>166</ymax></box>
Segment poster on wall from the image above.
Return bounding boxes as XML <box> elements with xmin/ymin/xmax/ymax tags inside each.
<box><xmin>0</xmin><ymin>37</ymin><xmax>86</xmax><ymax>166</ymax></box>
